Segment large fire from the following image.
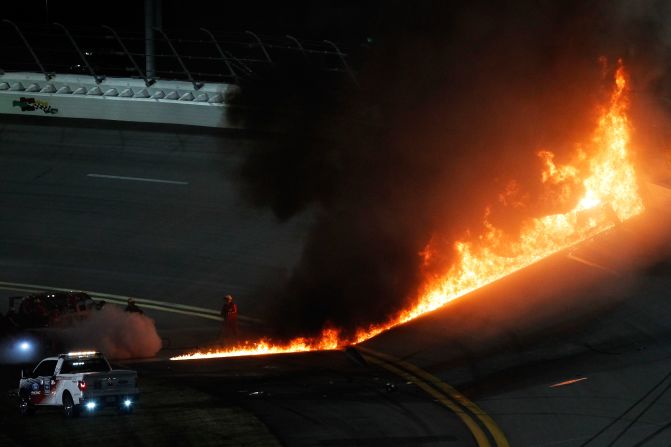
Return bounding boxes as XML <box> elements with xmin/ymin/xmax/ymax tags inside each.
<box><xmin>171</xmin><ymin>62</ymin><xmax>644</xmax><ymax>361</ymax></box>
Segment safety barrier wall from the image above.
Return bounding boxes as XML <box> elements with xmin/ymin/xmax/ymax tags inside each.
<box><xmin>0</xmin><ymin>72</ymin><xmax>242</xmax><ymax>128</ymax></box>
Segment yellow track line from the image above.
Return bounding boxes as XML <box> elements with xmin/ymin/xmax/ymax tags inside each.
<box><xmin>0</xmin><ymin>281</ymin><xmax>260</xmax><ymax>323</ymax></box>
<box><xmin>359</xmin><ymin>346</ymin><xmax>509</xmax><ymax>447</ymax></box>
<box><xmin>360</xmin><ymin>350</ymin><xmax>491</xmax><ymax>447</ymax></box>
<box><xmin>365</xmin><ymin>348</ymin><xmax>509</xmax><ymax>447</ymax></box>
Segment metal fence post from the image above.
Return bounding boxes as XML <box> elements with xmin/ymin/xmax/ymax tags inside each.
<box><xmin>323</xmin><ymin>40</ymin><xmax>358</xmax><ymax>88</ymax></box>
<box><xmin>53</xmin><ymin>22</ymin><xmax>104</xmax><ymax>84</ymax></box>
<box><xmin>285</xmin><ymin>35</ymin><xmax>308</xmax><ymax>60</ymax></box>
<box><xmin>154</xmin><ymin>28</ymin><xmax>202</xmax><ymax>90</ymax></box>
<box><xmin>200</xmin><ymin>28</ymin><xmax>238</xmax><ymax>84</ymax></box>
<box><xmin>102</xmin><ymin>25</ymin><xmax>153</xmax><ymax>86</ymax></box>
<box><xmin>245</xmin><ymin>30</ymin><xmax>272</xmax><ymax>64</ymax></box>
<box><xmin>223</xmin><ymin>51</ymin><xmax>255</xmax><ymax>78</ymax></box>
<box><xmin>144</xmin><ymin>0</ymin><xmax>156</xmax><ymax>79</ymax></box>
<box><xmin>2</xmin><ymin>19</ymin><xmax>52</xmax><ymax>81</ymax></box>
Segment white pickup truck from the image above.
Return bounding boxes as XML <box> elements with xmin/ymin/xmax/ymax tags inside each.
<box><xmin>18</xmin><ymin>351</ymin><xmax>139</xmax><ymax>417</ymax></box>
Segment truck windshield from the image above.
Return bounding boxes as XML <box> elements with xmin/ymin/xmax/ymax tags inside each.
<box><xmin>60</xmin><ymin>358</ymin><xmax>110</xmax><ymax>374</ymax></box>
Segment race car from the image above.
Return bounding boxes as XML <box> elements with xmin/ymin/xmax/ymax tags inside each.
<box><xmin>18</xmin><ymin>351</ymin><xmax>139</xmax><ymax>417</ymax></box>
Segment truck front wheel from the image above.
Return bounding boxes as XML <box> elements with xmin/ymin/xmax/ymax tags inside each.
<box><xmin>19</xmin><ymin>393</ymin><xmax>35</xmax><ymax>416</ymax></box>
<box><xmin>62</xmin><ymin>392</ymin><xmax>80</xmax><ymax>418</ymax></box>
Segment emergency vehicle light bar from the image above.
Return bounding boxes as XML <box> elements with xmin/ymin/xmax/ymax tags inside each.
<box><xmin>61</xmin><ymin>351</ymin><xmax>99</xmax><ymax>358</ymax></box>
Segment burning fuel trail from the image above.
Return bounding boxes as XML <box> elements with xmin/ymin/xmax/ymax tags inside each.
<box><xmin>171</xmin><ymin>62</ymin><xmax>644</xmax><ymax>361</ymax></box>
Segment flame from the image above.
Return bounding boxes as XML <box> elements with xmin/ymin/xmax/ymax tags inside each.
<box><xmin>172</xmin><ymin>328</ymin><xmax>342</xmax><ymax>359</ymax></box>
<box><xmin>171</xmin><ymin>62</ymin><xmax>644</xmax><ymax>361</ymax></box>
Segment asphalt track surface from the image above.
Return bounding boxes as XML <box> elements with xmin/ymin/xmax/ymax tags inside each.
<box><xmin>1</xmin><ymin>116</ymin><xmax>671</xmax><ymax>446</ymax></box>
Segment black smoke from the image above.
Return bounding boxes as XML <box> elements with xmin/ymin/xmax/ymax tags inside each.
<box><xmin>234</xmin><ymin>0</ymin><xmax>671</xmax><ymax>339</ymax></box>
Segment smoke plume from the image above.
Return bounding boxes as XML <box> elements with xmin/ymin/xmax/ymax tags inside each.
<box><xmin>61</xmin><ymin>305</ymin><xmax>162</xmax><ymax>360</ymax></box>
<box><xmin>235</xmin><ymin>1</ymin><xmax>671</xmax><ymax>339</ymax></box>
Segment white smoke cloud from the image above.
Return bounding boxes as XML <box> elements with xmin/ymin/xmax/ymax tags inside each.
<box><xmin>61</xmin><ymin>305</ymin><xmax>162</xmax><ymax>360</ymax></box>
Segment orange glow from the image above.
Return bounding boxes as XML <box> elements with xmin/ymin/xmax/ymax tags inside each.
<box><xmin>171</xmin><ymin>62</ymin><xmax>644</xmax><ymax>361</ymax></box>
<box><xmin>550</xmin><ymin>377</ymin><xmax>589</xmax><ymax>388</ymax></box>
<box><xmin>171</xmin><ymin>328</ymin><xmax>342</xmax><ymax>360</ymax></box>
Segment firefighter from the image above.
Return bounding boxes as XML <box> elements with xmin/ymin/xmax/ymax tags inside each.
<box><xmin>125</xmin><ymin>298</ymin><xmax>144</xmax><ymax>314</ymax></box>
<box><xmin>220</xmin><ymin>294</ymin><xmax>239</xmax><ymax>339</ymax></box>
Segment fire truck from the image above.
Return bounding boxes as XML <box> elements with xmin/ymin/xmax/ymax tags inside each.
<box><xmin>5</xmin><ymin>291</ymin><xmax>100</xmax><ymax>329</ymax></box>
<box><xmin>1</xmin><ymin>292</ymin><xmax>104</xmax><ymax>359</ymax></box>
<box><xmin>18</xmin><ymin>351</ymin><xmax>139</xmax><ymax>417</ymax></box>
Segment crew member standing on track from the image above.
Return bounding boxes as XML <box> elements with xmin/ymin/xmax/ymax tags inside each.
<box><xmin>220</xmin><ymin>294</ymin><xmax>239</xmax><ymax>340</ymax></box>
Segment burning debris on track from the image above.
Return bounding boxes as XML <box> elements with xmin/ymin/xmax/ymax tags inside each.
<box><xmin>173</xmin><ymin>61</ymin><xmax>643</xmax><ymax>361</ymax></box>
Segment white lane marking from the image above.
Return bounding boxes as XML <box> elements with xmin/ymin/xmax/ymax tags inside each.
<box><xmin>566</xmin><ymin>253</ymin><xmax>619</xmax><ymax>275</ymax></box>
<box><xmin>87</xmin><ymin>173</ymin><xmax>189</xmax><ymax>185</ymax></box>
<box><xmin>0</xmin><ymin>281</ymin><xmax>262</xmax><ymax>324</ymax></box>
<box><xmin>0</xmin><ymin>285</ymin><xmax>219</xmax><ymax>320</ymax></box>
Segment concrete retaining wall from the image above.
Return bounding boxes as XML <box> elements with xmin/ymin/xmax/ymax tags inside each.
<box><xmin>0</xmin><ymin>72</ymin><xmax>243</xmax><ymax>128</ymax></box>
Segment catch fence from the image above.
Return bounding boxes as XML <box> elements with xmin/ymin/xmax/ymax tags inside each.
<box><xmin>0</xmin><ymin>21</ymin><xmax>359</xmax><ymax>88</ymax></box>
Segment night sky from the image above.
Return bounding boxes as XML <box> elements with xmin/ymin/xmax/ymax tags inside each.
<box><xmin>3</xmin><ymin>0</ymin><xmax>380</xmax><ymax>41</ymax></box>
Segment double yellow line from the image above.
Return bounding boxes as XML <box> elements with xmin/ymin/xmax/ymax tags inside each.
<box><xmin>0</xmin><ymin>281</ymin><xmax>261</xmax><ymax>324</ymax></box>
<box><xmin>358</xmin><ymin>347</ymin><xmax>509</xmax><ymax>447</ymax></box>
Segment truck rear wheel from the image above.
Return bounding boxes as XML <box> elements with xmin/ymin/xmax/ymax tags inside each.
<box><xmin>62</xmin><ymin>392</ymin><xmax>80</xmax><ymax>418</ymax></box>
